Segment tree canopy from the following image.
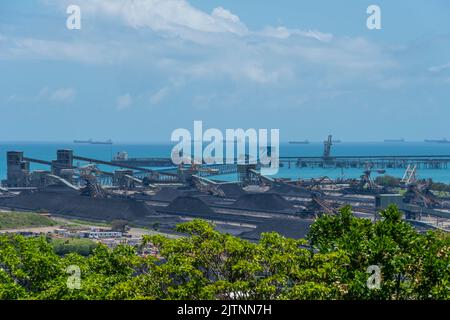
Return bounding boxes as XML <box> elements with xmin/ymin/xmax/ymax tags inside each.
<box><xmin>0</xmin><ymin>205</ymin><xmax>448</xmax><ymax>300</ymax></box>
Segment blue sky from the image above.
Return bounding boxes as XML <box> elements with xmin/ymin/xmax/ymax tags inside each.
<box><xmin>1</xmin><ymin>0</ymin><xmax>450</xmax><ymax>142</ymax></box>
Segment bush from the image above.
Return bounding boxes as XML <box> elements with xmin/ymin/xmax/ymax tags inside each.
<box><xmin>52</xmin><ymin>238</ymin><xmax>97</xmax><ymax>256</ymax></box>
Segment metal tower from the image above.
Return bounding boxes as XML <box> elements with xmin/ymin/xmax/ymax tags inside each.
<box><xmin>323</xmin><ymin>135</ymin><xmax>333</xmax><ymax>159</ymax></box>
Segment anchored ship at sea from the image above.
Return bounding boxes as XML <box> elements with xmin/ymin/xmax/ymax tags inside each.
<box><xmin>288</xmin><ymin>140</ymin><xmax>309</xmax><ymax>144</ymax></box>
<box><xmin>288</xmin><ymin>138</ymin><xmax>341</xmax><ymax>144</ymax></box>
<box><xmin>74</xmin><ymin>139</ymin><xmax>113</xmax><ymax>145</ymax></box>
<box><xmin>424</xmin><ymin>138</ymin><xmax>450</xmax><ymax>144</ymax></box>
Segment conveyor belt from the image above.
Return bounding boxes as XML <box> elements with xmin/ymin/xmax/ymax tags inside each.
<box><xmin>24</xmin><ymin>157</ymin><xmax>113</xmax><ymax>176</ymax></box>
<box><xmin>123</xmin><ymin>174</ymin><xmax>144</xmax><ymax>184</ymax></box>
<box><xmin>45</xmin><ymin>174</ymin><xmax>80</xmax><ymax>191</ymax></box>
<box><xmin>73</xmin><ymin>155</ymin><xmax>178</xmax><ymax>177</ymax></box>
<box><xmin>23</xmin><ymin>157</ymin><xmax>52</xmax><ymax>165</ymax></box>
<box><xmin>24</xmin><ymin>155</ymin><xmax>177</xmax><ymax>177</ymax></box>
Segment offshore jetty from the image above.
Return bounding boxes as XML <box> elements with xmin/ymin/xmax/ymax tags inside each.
<box><xmin>113</xmin><ymin>136</ymin><xmax>450</xmax><ymax>170</ymax></box>
<box><xmin>1</xmin><ymin>136</ymin><xmax>450</xmax><ymax>238</ymax></box>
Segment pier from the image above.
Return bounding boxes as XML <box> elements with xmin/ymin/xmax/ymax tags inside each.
<box><xmin>280</xmin><ymin>155</ymin><xmax>450</xmax><ymax>169</ymax></box>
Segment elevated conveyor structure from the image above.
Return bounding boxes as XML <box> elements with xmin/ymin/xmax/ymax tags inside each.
<box><xmin>73</xmin><ymin>155</ymin><xmax>178</xmax><ymax>177</ymax></box>
<box><xmin>45</xmin><ymin>174</ymin><xmax>80</xmax><ymax>191</ymax></box>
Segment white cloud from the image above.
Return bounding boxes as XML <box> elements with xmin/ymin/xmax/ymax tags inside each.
<box><xmin>38</xmin><ymin>87</ymin><xmax>76</xmax><ymax>103</ymax></box>
<box><xmin>1</xmin><ymin>0</ymin><xmax>399</xmax><ymax>94</ymax></box>
<box><xmin>429</xmin><ymin>63</ymin><xmax>450</xmax><ymax>73</ymax></box>
<box><xmin>150</xmin><ymin>87</ymin><xmax>169</xmax><ymax>105</ymax></box>
<box><xmin>240</xmin><ymin>63</ymin><xmax>285</xmax><ymax>84</ymax></box>
<box><xmin>116</xmin><ymin>94</ymin><xmax>132</xmax><ymax>110</ymax></box>
<box><xmin>210</xmin><ymin>7</ymin><xmax>248</xmax><ymax>35</ymax></box>
<box><xmin>49</xmin><ymin>0</ymin><xmax>248</xmax><ymax>39</ymax></box>
<box><xmin>49</xmin><ymin>88</ymin><xmax>76</xmax><ymax>102</ymax></box>
<box><xmin>0</xmin><ymin>35</ymin><xmax>110</xmax><ymax>64</ymax></box>
<box><xmin>6</xmin><ymin>87</ymin><xmax>77</xmax><ymax>104</ymax></box>
<box><xmin>261</xmin><ymin>26</ymin><xmax>333</xmax><ymax>42</ymax></box>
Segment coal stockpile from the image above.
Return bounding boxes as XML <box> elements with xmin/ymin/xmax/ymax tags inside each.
<box><xmin>233</xmin><ymin>193</ymin><xmax>295</xmax><ymax>212</ymax></box>
<box><xmin>269</xmin><ymin>183</ymin><xmax>308</xmax><ymax>196</ymax></box>
<box><xmin>165</xmin><ymin>196</ymin><xmax>215</xmax><ymax>215</ymax></box>
<box><xmin>159</xmin><ymin>196</ymin><xmax>263</xmax><ymax>225</ymax></box>
<box><xmin>240</xmin><ymin>218</ymin><xmax>313</xmax><ymax>240</ymax></box>
<box><xmin>0</xmin><ymin>191</ymin><xmax>156</xmax><ymax>221</ymax></box>
<box><xmin>152</xmin><ymin>188</ymin><xmax>185</xmax><ymax>202</ymax></box>
<box><xmin>218</xmin><ymin>183</ymin><xmax>246</xmax><ymax>198</ymax></box>
<box><xmin>192</xmin><ymin>194</ymin><xmax>223</xmax><ymax>205</ymax></box>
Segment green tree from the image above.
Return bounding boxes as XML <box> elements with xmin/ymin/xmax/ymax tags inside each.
<box><xmin>0</xmin><ymin>205</ymin><xmax>448</xmax><ymax>300</ymax></box>
<box><xmin>308</xmin><ymin>205</ymin><xmax>450</xmax><ymax>300</ymax></box>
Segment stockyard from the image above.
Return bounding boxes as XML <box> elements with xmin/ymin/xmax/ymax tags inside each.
<box><xmin>1</xmin><ymin>138</ymin><xmax>449</xmax><ymax>241</ymax></box>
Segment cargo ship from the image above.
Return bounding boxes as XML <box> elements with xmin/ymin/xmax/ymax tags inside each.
<box><xmin>288</xmin><ymin>140</ymin><xmax>309</xmax><ymax>144</ymax></box>
<box><xmin>424</xmin><ymin>138</ymin><xmax>450</xmax><ymax>144</ymax></box>
<box><xmin>384</xmin><ymin>139</ymin><xmax>405</xmax><ymax>143</ymax></box>
<box><xmin>74</xmin><ymin>139</ymin><xmax>113</xmax><ymax>145</ymax></box>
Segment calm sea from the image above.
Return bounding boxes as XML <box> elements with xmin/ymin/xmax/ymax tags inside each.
<box><xmin>2</xmin><ymin>142</ymin><xmax>450</xmax><ymax>183</ymax></box>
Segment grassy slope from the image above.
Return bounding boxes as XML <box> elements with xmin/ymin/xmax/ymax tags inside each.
<box><xmin>0</xmin><ymin>211</ymin><xmax>56</xmax><ymax>230</ymax></box>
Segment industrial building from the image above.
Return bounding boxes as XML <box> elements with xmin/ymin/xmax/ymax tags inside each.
<box><xmin>1</xmin><ymin>137</ymin><xmax>449</xmax><ymax>239</ymax></box>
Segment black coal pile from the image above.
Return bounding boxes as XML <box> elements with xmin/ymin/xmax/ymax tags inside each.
<box><xmin>269</xmin><ymin>183</ymin><xmax>307</xmax><ymax>195</ymax></box>
<box><xmin>240</xmin><ymin>218</ymin><xmax>313</xmax><ymax>240</ymax></box>
<box><xmin>165</xmin><ymin>196</ymin><xmax>215</xmax><ymax>215</ymax></box>
<box><xmin>233</xmin><ymin>193</ymin><xmax>294</xmax><ymax>212</ymax></box>
<box><xmin>193</xmin><ymin>194</ymin><xmax>222</xmax><ymax>205</ymax></box>
<box><xmin>152</xmin><ymin>188</ymin><xmax>185</xmax><ymax>202</ymax></box>
<box><xmin>218</xmin><ymin>183</ymin><xmax>246</xmax><ymax>198</ymax></box>
<box><xmin>0</xmin><ymin>191</ymin><xmax>156</xmax><ymax>221</ymax></box>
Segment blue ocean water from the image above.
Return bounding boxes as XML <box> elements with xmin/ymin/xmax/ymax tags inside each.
<box><xmin>1</xmin><ymin>142</ymin><xmax>450</xmax><ymax>183</ymax></box>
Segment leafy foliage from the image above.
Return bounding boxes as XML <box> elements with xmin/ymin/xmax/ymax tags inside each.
<box><xmin>51</xmin><ymin>238</ymin><xmax>98</xmax><ymax>257</ymax></box>
<box><xmin>0</xmin><ymin>205</ymin><xmax>448</xmax><ymax>300</ymax></box>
